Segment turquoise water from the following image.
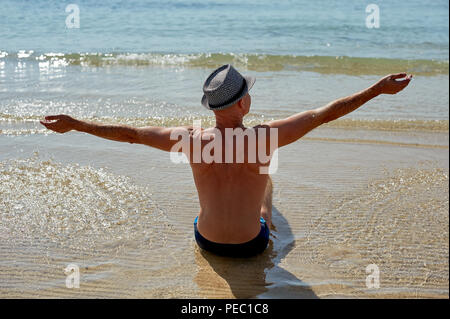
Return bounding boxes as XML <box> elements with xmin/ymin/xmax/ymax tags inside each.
<box><xmin>0</xmin><ymin>0</ymin><xmax>448</xmax><ymax>134</ymax></box>
<box><xmin>1</xmin><ymin>0</ymin><xmax>449</xmax><ymax>58</ymax></box>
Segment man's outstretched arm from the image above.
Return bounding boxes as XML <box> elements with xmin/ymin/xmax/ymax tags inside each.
<box><xmin>40</xmin><ymin>116</ymin><xmax>189</xmax><ymax>152</ymax></box>
<box><xmin>266</xmin><ymin>73</ymin><xmax>413</xmax><ymax>148</ymax></box>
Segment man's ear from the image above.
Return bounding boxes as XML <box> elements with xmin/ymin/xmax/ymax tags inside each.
<box><xmin>237</xmin><ymin>98</ymin><xmax>245</xmax><ymax>111</ymax></box>
<box><xmin>238</xmin><ymin>97</ymin><xmax>250</xmax><ymax>115</ymax></box>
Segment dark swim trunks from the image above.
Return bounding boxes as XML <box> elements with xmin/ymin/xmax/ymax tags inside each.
<box><xmin>194</xmin><ymin>216</ymin><xmax>270</xmax><ymax>257</ymax></box>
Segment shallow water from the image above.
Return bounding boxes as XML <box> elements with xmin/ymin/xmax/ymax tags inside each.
<box><xmin>0</xmin><ymin>127</ymin><xmax>448</xmax><ymax>298</ymax></box>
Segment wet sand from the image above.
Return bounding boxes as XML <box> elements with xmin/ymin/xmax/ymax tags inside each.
<box><xmin>0</xmin><ymin>125</ymin><xmax>448</xmax><ymax>298</ymax></box>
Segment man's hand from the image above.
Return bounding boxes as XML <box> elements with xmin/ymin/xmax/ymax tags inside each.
<box><xmin>375</xmin><ymin>73</ymin><xmax>413</xmax><ymax>95</ymax></box>
<box><xmin>40</xmin><ymin>115</ymin><xmax>77</xmax><ymax>133</ymax></box>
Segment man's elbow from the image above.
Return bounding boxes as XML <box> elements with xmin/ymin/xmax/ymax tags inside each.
<box><xmin>307</xmin><ymin>109</ymin><xmax>327</xmax><ymax>127</ymax></box>
<box><xmin>311</xmin><ymin>108</ymin><xmax>329</xmax><ymax>125</ymax></box>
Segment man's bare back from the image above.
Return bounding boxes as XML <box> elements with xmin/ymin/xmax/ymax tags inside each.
<box><xmin>40</xmin><ymin>64</ymin><xmax>412</xmax><ymax>255</ymax></box>
<box><xmin>189</xmin><ymin>125</ymin><xmax>273</xmax><ymax>244</ymax></box>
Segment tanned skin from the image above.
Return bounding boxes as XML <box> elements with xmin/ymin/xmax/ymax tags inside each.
<box><xmin>41</xmin><ymin>73</ymin><xmax>412</xmax><ymax>244</ymax></box>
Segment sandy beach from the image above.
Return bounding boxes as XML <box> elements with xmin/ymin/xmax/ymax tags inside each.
<box><xmin>1</xmin><ymin>123</ymin><xmax>448</xmax><ymax>298</ymax></box>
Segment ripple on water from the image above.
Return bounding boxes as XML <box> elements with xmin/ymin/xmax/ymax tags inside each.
<box><xmin>295</xmin><ymin>164</ymin><xmax>449</xmax><ymax>298</ymax></box>
<box><xmin>0</xmin><ymin>153</ymin><xmax>174</xmax><ymax>254</ymax></box>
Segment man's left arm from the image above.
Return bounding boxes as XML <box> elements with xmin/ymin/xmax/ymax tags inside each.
<box><xmin>40</xmin><ymin>115</ymin><xmax>189</xmax><ymax>152</ymax></box>
<box><xmin>265</xmin><ymin>73</ymin><xmax>412</xmax><ymax>148</ymax></box>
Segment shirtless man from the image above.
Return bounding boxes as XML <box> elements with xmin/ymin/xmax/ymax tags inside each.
<box><xmin>41</xmin><ymin>64</ymin><xmax>412</xmax><ymax>257</ymax></box>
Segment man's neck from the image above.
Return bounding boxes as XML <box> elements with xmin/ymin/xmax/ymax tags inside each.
<box><xmin>214</xmin><ymin>115</ymin><xmax>244</xmax><ymax>130</ymax></box>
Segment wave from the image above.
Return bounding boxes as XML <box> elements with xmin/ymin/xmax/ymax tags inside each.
<box><xmin>1</xmin><ymin>113</ymin><xmax>448</xmax><ymax>135</ymax></box>
<box><xmin>322</xmin><ymin>118</ymin><xmax>449</xmax><ymax>132</ymax></box>
<box><xmin>1</xmin><ymin>51</ymin><xmax>448</xmax><ymax>76</ymax></box>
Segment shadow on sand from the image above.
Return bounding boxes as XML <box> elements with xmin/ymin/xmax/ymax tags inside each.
<box><xmin>194</xmin><ymin>207</ymin><xmax>318</xmax><ymax>298</ymax></box>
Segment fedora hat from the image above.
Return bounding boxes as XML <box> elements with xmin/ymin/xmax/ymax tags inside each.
<box><xmin>201</xmin><ymin>64</ymin><xmax>256</xmax><ymax>111</ymax></box>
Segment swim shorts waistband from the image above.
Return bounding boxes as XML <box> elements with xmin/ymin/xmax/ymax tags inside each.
<box><xmin>194</xmin><ymin>216</ymin><xmax>269</xmax><ymax>257</ymax></box>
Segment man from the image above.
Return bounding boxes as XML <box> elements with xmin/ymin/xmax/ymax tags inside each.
<box><xmin>41</xmin><ymin>64</ymin><xmax>412</xmax><ymax>257</ymax></box>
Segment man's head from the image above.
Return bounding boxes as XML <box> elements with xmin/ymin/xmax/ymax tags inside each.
<box><xmin>212</xmin><ymin>93</ymin><xmax>251</xmax><ymax>119</ymax></box>
<box><xmin>201</xmin><ymin>64</ymin><xmax>255</xmax><ymax>115</ymax></box>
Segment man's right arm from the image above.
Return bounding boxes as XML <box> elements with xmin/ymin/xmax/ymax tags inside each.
<box><xmin>266</xmin><ymin>73</ymin><xmax>412</xmax><ymax>148</ymax></box>
<box><xmin>40</xmin><ymin>115</ymin><xmax>190</xmax><ymax>152</ymax></box>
